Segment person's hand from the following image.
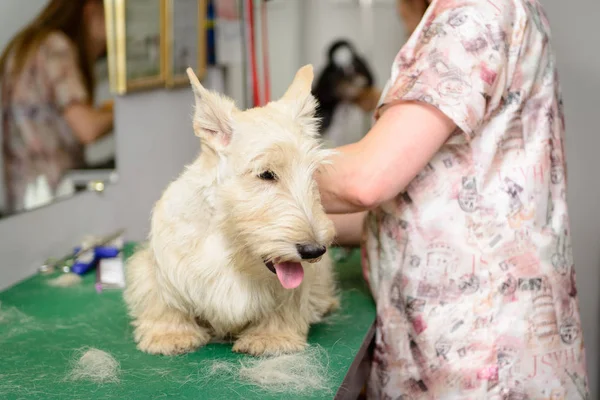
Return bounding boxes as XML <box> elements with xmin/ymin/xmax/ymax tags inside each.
<box><xmin>64</xmin><ymin>102</ymin><xmax>114</xmax><ymax>144</ymax></box>
<box><xmin>336</xmin><ymin>79</ymin><xmax>364</xmax><ymax>100</ymax></box>
<box><xmin>98</xmin><ymin>99</ymin><xmax>114</xmax><ymax>114</ymax></box>
<box><xmin>353</xmin><ymin>86</ymin><xmax>381</xmax><ymax>113</ymax></box>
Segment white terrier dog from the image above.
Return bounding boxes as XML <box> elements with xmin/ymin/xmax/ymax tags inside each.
<box><xmin>124</xmin><ymin>65</ymin><xmax>340</xmax><ymax>357</ymax></box>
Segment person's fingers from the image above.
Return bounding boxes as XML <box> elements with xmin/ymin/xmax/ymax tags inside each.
<box><xmin>354</xmin><ymin>87</ymin><xmax>379</xmax><ymax>112</ymax></box>
<box><xmin>99</xmin><ymin>99</ymin><xmax>114</xmax><ymax>113</ymax></box>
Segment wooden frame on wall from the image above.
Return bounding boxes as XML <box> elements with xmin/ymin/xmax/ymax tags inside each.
<box><xmin>164</xmin><ymin>0</ymin><xmax>208</xmax><ymax>88</ymax></box>
<box><xmin>104</xmin><ymin>0</ymin><xmax>207</xmax><ymax>94</ymax></box>
<box><xmin>105</xmin><ymin>0</ymin><xmax>167</xmax><ymax>94</ymax></box>
<box><xmin>104</xmin><ymin>0</ymin><xmax>119</xmax><ymax>93</ymax></box>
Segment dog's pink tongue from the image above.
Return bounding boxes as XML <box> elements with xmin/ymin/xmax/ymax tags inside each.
<box><xmin>274</xmin><ymin>262</ymin><xmax>304</xmax><ymax>289</ymax></box>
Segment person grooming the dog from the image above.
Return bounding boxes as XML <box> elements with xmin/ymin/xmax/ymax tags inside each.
<box><xmin>317</xmin><ymin>0</ymin><xmax>590</xmax><ymax>398</ymax></box>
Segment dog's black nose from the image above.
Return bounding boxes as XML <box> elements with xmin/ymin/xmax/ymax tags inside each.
<box><xmin>296</xmin><ymin>244</ymin><xmax>327</xmax><ymax>260</ymax></box>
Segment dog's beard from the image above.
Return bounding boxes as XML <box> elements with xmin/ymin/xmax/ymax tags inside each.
<box><xmin>265</xmin><ymin>260</ymin><xmax>305</xmax><ymax>289</ymax></box>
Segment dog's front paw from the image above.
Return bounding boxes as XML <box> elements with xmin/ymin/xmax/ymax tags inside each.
<box><xmin>137</xmin><ymin>329</ymin><xmax>210</xmax><ymax>356</ymax></box>
<box><xmin>308</xmin><ymin>295</ymin><xmax>341</xmax><ymax>323</ymax></box>
<box><xmin>233</xmin><ymin>333</ymin><xmax>307</xmax><ymax>356</ymax></box>
<box><xmin>324</xmin><ymin>296</ymin><xmax>340</xmax><ymax>314</ymax></box>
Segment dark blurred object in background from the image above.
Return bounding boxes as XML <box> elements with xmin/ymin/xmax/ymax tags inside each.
<box><xmin>206</xmin><ymin>0</ymin><xmax>216</xmax><ymax>65</ymax></box>
<box><xmin>312</xmin><ymin>39</ymin><xmax>374</xmax><ymax>134</ymax></box>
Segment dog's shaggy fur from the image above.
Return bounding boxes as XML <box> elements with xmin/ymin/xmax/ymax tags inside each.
<box><xmin>124</xmin><ymin>65</ymin><xmax>340</xmax><ymax>357</ymax></box>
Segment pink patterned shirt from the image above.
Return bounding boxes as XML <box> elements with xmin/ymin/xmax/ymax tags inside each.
<box><xmin>362</xmin><ymin>0</ymin><xmax>590</xmax><ymax>398</ymax></box>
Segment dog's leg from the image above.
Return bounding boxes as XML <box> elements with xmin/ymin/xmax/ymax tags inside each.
<box><xmin>124</xmin><ymin>247</ymin><xmax>211</xmax><ymax>355</ymax></box>
<box><xmin>307</xmin><ymin>254</ymin><xmax>341</xmax><ymax>323</ymax></box>
<box><xmin>232</xmin><ymin>309</ymin><xmax>309</xmax><ymax>356</ymax></box>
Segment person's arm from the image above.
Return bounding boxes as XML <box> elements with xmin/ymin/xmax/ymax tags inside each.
<box><xmin>44</xmin><ymin>33</ymin><xmax>114</xmax><ymax>145</ymax></box>
<box><xmin>63</xmin><ymin>104</ymin><xmax>113</xmax><ymax>145</ymax></box>
<box><xmin>317</xmin><ymin>2</ymin><xmax>509</xmax><ymax>214</ymax></box>
<box><xmin>317</xmin><ymin>100</ymin><xmax>456</xmax><ymax>214</ymax></box>
<box><xmin>329</xmin><ymin>211</ymin><xmax>367</xmax><ymax>247</ymax></box>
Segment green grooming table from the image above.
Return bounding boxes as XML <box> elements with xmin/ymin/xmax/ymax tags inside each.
<box><xmin>0</xmin><ymin>244</ymin><xmax>376</xmax><ymax>399</ymax></box>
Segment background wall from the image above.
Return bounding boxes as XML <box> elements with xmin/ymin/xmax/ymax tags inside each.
<box><xmin>541</xmin><ymin>0</ymin><xmax>600</xmax><ymax>395</ymax></box>
<box><xmin>0</xmin><ymin>1</ymin><xmax>47</xmax><ymax>52</ymax></box>
<box><xmin>112</xmin><ymin>89</ymin><xmax>199</xmax><ymax>240</ymax></box>
<box><xmin>0</xmin><ymin>0</ymin><xmax>597</xmax><ymax>395</ymax></box>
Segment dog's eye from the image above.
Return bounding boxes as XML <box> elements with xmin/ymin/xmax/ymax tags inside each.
<box><xmin>258</xmin><ymin>170</ymin><xmax>277</xmax><ymax>181</ymax></box>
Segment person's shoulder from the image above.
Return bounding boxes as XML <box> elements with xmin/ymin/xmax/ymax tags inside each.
<box><xmin>41</xmin><ymin>31</ymin><xmax>77</xmax><ymax>54</ymax></box>
<box><xmin>422</xmin><ymin>0</ymin><xmax>545</xmax><ymax>53</ymax></box>
<box><xmin>428</xmin><ymin>0</ymin><xmax>529</xmax><ymax>30</ymax></box>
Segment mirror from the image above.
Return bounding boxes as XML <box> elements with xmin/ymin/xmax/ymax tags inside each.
<box><xmin>0</xmin><ymin>0</ymin><xmax>406</xmax><ymax>220</ymax></box>
<box><xmin>0</xmin><ymin>0</ymin><xmax>116</xmax><ymax>219</ymax></box>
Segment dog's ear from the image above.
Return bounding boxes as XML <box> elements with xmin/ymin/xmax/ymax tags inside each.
<box><xmin>187</xmin><ymin>68</ymin><xmax>236</xmax><ymax>151</ymax></box>
<box><xmin>278</xmin><ymin>65</ymin><xmax>317</xmax><ymax>121</ymax></box>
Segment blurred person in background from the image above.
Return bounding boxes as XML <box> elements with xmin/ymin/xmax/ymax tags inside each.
<box><xmin>0</xmin><ymin>0</ymin><xmax>113</xmax><ymax>213</ymax></box>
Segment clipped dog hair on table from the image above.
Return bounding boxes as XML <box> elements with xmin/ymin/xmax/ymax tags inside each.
<box><xmin>66</xmin><ymin>347</ymin><xmax>120</xmax><ymax>384</ymax></box>
<box><xmin>204</xmin><ymin>346</ymin><xmax>330</xmax><ymax>394</ymax></box>
<box><xmin>47</xmin><ymin>273</ymin><xmax>83</xmax><ymax>287</ymax></box>
<box><xmin>238</xmin><ymin>346</ymin><xmax>330</xmax><ymax>393</ymax></box>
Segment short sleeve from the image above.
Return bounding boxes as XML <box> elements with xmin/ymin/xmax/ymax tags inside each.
<box><xmin>377</xmin><ymin>3</ymin><xmax>511</xmax><ymax>139</ymax></box>
<box><xmin>42</xmin><ymin>33</ymin><xmax>89</xmax><ymax>110</ymax></box>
